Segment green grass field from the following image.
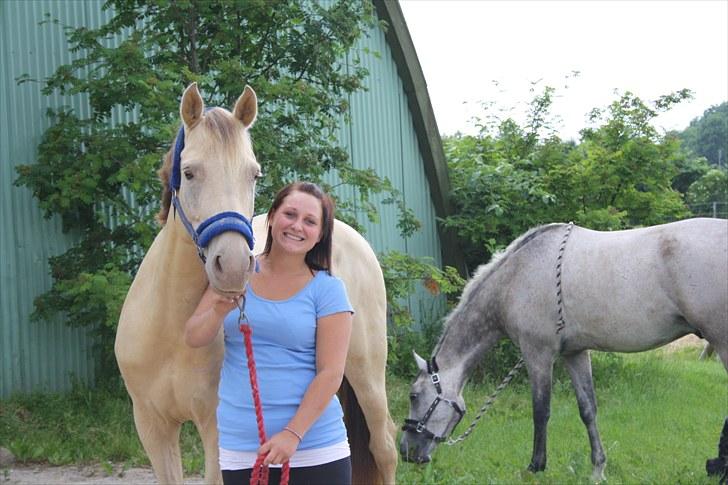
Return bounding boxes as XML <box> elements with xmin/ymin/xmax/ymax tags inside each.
<box><xmin>391</xmin><ymin>348</ymin><xmax>727</xmax><ymax>484</ymax></box>
<box><xmin>1</xmin><ymin>347</ymin><xmax>725</xmax><ymax>484</ymax></box>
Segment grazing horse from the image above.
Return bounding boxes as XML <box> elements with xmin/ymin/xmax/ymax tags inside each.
<box><xmin>401</xmin><ymin>219</ymin><xmax>728</xmax><ymax>481</ymax></box>
<box><xmin>115</xmin><ymin>83</ymin><xmax>397</xmax><ymax>484</ymax></box>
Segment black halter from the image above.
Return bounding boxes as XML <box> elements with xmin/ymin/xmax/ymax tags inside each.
<box><xmin>402</xmin><ymin>357</ymin><xmax>465</xmax><ymax>443</ymax></box>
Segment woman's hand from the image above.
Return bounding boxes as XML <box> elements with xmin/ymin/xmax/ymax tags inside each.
<box><xmin>184</xmin><ymin>286</ymin><xmax>243</xmax><ymax>348</ymax></box>
<box><xmin>210</xmin><ymin>292</ymin><xmax>242</xmax><ymax>317</ymax></box>
<box><xmin>258</xmin><ymin>430</ymin><xmax>301</xmax><ymax>465</ymax></box>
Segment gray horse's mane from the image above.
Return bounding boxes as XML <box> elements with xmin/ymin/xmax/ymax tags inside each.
<box><xmin>457</xmin><ymin>223</ymin><xmax>562</xmax><ymax>305</ymax></box>
<box><xmin>433</xmin><ymin>223</ymin><xmax>564</xmax><ymax>357</ymax></box>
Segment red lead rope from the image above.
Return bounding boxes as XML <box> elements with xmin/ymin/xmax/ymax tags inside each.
<box><xmin>239</xmin><ymin>299</ymin><xmax>291</xmax><ymax>485</ymax></box>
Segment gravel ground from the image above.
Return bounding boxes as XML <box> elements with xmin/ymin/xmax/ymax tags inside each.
<box><xmin>2</xmin><ymin>463</ymin><xmax>203</xmax><ymax>484</ymax></box>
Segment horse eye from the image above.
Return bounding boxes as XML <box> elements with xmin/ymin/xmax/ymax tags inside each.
<box><xmin>409</xmin><ymin>393</ymin><xmax>418</xmax><ymax>402</ymax></box>
<box><xmin>184</xmin><ymin>170</ymin><xmax>193</xmax><ymax>181</ymax></box>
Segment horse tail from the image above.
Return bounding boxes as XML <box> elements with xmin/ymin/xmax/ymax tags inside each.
<box><xmin>339</xmin><ymin>377</ymin><xmax>381</xmax><ymax>485</ymax></box>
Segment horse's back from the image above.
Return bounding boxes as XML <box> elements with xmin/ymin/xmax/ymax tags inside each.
<box><xmin>563</xmin><ymin>218</ymin><xmax>727</xmax><ymax>351</ymax></box>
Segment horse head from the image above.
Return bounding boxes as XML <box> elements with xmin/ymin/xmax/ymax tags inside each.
<box><xmin>400</xmin><ymin>351</ymin><xmax>466</xmax><ymax>464</ymax></box>
<box><xmin>158</xmin><ymin>82</ymin><xmax>260</xmax><ymax>296</ymax></box>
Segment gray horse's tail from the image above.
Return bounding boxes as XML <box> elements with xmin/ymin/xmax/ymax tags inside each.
<box><xmin>339</xmin><ymin>377</ymin><xmax>380</xmax><ymax>485</ymax></box>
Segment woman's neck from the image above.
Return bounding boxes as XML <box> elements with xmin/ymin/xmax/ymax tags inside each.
<box><xmin>260</xmin><ymin>248</ymin><xmax>311</xmax><ymax>276</ymax></box>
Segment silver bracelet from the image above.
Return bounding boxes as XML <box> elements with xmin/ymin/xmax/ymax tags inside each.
<box><xmin>283</xmin><ymin>426</ymin><xmax>303</xmax><ymax>442</ymax></box>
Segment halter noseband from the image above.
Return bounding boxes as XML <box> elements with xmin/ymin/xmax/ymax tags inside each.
<box><xmin>402</xmin><ymin>357</ymin><xmax>465</xmax><ymax>443</ymax></box>
<box><xmin>170</xmin><ymin>123</ymin><xmax>255</xmax><ymax>262</ymax></box>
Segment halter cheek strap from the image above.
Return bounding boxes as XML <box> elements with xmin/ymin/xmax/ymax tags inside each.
<box><xmin>402</xmin><ymin>357</ymin><xmax>465</xmax><ymax>442</ymax></box>
<box><xmin>169</xmin><ymin>124</ymin><xmax>255</xmax><ymax>262</ymax></box>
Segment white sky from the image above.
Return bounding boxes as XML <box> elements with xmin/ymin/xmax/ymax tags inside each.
<box><xmin>399</xmin><ymin>0</ymin><xmax>728</xmax><ymax>141</ymax></box>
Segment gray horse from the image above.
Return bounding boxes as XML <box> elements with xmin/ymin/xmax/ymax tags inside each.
<box><xmin>401</xmin><ymin>218</ymin><xmax>727</xmax><ymax>481</ymax></box>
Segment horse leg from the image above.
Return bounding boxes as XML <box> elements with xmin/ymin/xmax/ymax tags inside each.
<box><xmin>132</xmin><ymin>401</ymin><xmax>184</xmax><ymax>484</ymax></box>
<box><xmin>706</xmin><ymin>340</ymin><xmax>728</xmax><ymax>479</ymax></box>
<box><xmin>344</xmin><ymin>367</ymin><xmax>398</xmax><ymax>485</ymax></box>
<box><xmin>699</xmin><ymin>342</ymin><xmax>715</xmax><ymax>360</ymax></box>
<box><xmin>563</xmin><ymin>351</ymin><xmax>607</xmax><ymax>482</ymax></box>
<box><xmin>194</xmin><ymin>412</ymin><xmax>222</xmax><ymax>485</ymax></box>
<box><xmin>524</xmin><ymin>354</ymin><xmax>554</xmax><ymax>473</ymax></box>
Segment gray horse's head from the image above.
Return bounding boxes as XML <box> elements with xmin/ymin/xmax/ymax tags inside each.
<box><xmin>400</xmin><ymin>351</ymin><xmax>466</xmax><ymax>464</ymax></box>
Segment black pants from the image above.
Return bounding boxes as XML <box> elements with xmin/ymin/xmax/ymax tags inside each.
<box><xmin>222</xmin><ymin>456</ymin><xmax>351</xmax><ymax>485</ymax></box>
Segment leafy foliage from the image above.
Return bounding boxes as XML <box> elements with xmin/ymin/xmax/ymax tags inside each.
<box><xmin>686</xmin><ymin>168</ymin><xmax>728</xmax><ymax>217</ymax></box>
<box><xmin>14</xmin><ymin>0</ymin><xmax>427</xmax><ymax>382</ymax></box>
<box><xmin>443</xmin><ymin>86</ymin><xmax>700</xmax><ymax>270</ymax></box>
<box><xmin>379</xmin><ymin>251</ymin><xmax>465</xmax><ymax>376</ymax></box>
<box><xmin>679</xmin><ymin>101</ymin><xmax>728</xmax><ymax>167</ymax></box>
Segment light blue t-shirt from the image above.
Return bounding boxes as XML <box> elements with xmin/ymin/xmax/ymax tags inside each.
<box><xmin>217</xmin><ymin>270</ymin><xmax>354</xmax><ymax>451</ymax></box>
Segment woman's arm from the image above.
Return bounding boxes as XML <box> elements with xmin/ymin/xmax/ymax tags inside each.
<box><xmin>184</xmin><ymin>286</ymin><xmax>241</xmax><ymax>348</ymax></box>
<box><xmin>258</xmin><ymin>310</ymin><xmax>353</xmax><ymax>465</ymax></box>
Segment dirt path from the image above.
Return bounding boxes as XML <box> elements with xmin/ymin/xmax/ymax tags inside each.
<box><xmin>2</xmin><ymin>463</ymin><xmax>203</xmax><ymax>484</ymax></box>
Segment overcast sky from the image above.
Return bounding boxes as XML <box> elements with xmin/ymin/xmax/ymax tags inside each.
<box><xmin>399</xmin><ymin>0</ymin><xmax>728</xmax><ymax>141</ymax></box>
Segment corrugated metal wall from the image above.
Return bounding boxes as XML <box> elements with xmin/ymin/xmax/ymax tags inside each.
<box><xmin>0</xmin><ymin>0</ymin><xmax>113</xmax><ymax>398</ymax></box>
<box><xmin>1</xmin><ymin>0</ymin><xmax>444</xmax><ymax>397</ymax></box>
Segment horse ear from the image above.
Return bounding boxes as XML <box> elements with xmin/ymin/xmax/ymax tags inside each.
<box><xmin>180</xmin><ymin>82</ymin><xmax>204</xmax><ymax>129</ymax></box>
<box><xmin>233</xmin><ymin>85</ymin><xmax>257</xmax><ymax>128</ymax></box>
<box><xmin>413</xmin><ymin>351</ymin><xmax>428</xmax><ymax>372</ymax></box>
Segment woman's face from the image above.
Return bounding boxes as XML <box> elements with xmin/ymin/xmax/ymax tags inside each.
<box><xmin>269</xmin><ymin>190</ymin><xmax>323</xmax><ymax>257</ymax></box>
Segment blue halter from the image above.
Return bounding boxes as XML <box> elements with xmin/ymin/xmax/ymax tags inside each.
<box><xmin>170</xmin><ymin>124</ymin><xmax>255</xmax><ymax>263</ymax></box>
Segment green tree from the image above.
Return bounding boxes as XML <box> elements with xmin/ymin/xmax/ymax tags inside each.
<box><xmin>14</xmin><ymin>0</ymin><xmax>419</xmax><ymax>381</ymax></box>
<box><xmin>443</xmin><ymin>87</ymin><xmax>695</xmax><ymax>271</ymax></box>
<box><xmin>680</xmin><ymin>102</ymin><xmax>728</xmax><ymax>167</ymax></box>
<box><xmin>556</xmin><ymin>90</ymin><xmax>693</xmax><ymax>228</ymax></box>
<box><xmin>441</xmin><ymin>87</ymin><xmax>561</xmax><ymax>269</ymax></box>
<box><xmin>686</xmin><ymin>168</ymin><xmax>728</xmax><ymax>217</ymax></box>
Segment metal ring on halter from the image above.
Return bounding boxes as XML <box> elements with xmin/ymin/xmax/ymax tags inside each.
<box><xmin>237</xmin><ymin>293</ymin><xmax>248</xmax><ymax>326</ymax></box>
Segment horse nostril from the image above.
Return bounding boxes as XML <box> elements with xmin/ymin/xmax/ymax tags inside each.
<box><xmin>249</xmin><ymin>255</ymin><xmax>255</xmax><ymax>273</ymax></box>
<box><xmin>215</xmin><ymin>254</ymin><xmax>223</xmax><ymax>274</ymax></box>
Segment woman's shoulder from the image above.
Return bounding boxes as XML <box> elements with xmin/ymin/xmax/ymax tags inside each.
<box><xmin>310</xmin><ymin>270</ymin><xmax>347</xmax><ymax>293</ymax></box>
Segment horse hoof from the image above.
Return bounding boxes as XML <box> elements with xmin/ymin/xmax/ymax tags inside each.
<box><xmin>527</xmin><ymin>462</ymin><xmax>545</xmax><ymax>473</ymax></box>
<box><xmin>591</xmin><ymin>465</ymin><xmax>606</xmax><ymax>483</ymax></box>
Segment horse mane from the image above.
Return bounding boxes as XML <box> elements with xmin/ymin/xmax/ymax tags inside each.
<box><xmin>433</xmin><ymin>223</ymin><xmax>564</xmax><ymax>357</ymax></box>
<box><xmin>156</xmin><ymin>108</ymin><xmax>250</xmax><ymax>225</ymax></box>
<box><xmin>157</xmin><ymin>148</ymin><xmax>174</xmax><ymax>225</ymax></box>
<box><xmin>457</xmin><ymin>223</ymin><xmax>562</xmax><ymax>304</ymax></box>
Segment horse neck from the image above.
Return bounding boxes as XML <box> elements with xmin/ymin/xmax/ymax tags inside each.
<box><xmin>433</xmin><ymin>279</ymin><xmax>504</xmax><ymax>392</ymax></box>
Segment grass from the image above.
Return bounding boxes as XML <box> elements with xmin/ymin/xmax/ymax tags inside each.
<box><xmin>391</xmin><ymin>348</ymin><xmax>727</xmax><ymax>484</ymax></box>
<box><xmin>0</xmin><ymin>383</ymin><xmax>204</xmax><ymax>475</ymax></box>
<box><xmin>0</xmin><ymin>348</ymin><xmax>725</xmax><ymax>483</ymax></box>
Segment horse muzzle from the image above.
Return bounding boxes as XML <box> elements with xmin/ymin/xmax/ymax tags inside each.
<box><xmin>399</xmin><ymin>431</ymin><xmax>435</xmax><ymax>464</ymax></box>
<box><xmin>205</xmin><ymin>233</ymin><xmax>255</xmax><ymax>294</ymax></box>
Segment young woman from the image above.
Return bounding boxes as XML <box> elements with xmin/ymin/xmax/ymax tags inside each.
<box><xmin>185</xmin><ymin>182</ymin><xmax>354</xmax><ymax>485</ymax></box>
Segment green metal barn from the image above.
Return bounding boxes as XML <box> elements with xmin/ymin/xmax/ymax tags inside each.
<box><xmin>0</xmin><ymin>0</ymin><xmax>459</xmax><ymax>398</ymax></box>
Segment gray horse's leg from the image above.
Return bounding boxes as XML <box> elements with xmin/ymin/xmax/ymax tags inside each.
<box><xmin>700</xmin><ymin>342</ymin><xmax>715</xmax><ymax>360</ymax></box>
<box><xmin>525</xmin><ymin>354</ymin><xmax>555</xmax><ymax>473</ymax></box>
<box><xmin>563</xmin><ymin>351</ymin><xmax>607</xmax><ymax>482</ymax></box>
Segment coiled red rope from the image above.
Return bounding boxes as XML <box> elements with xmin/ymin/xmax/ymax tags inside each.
<box><xmin>239</xmin><ymin>302</ymin><xmax>290</xmax><ymax>485</ymax></box>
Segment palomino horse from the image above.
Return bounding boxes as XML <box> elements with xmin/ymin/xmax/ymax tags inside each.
<box><xmin>115</xmin><ymin>83</ymin><xmax>397</xmax><ymax>484</ymax></box>
<box><xmin>401</xmin><ymin>218</ymin><xmax>728</xmax><ymax>481</ymax></box>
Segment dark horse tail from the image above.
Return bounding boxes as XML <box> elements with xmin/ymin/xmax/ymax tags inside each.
<box><xmin>339</xmin><ymin>377</ymin><xmax>381</xmax><ymax>485</ymax></box>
